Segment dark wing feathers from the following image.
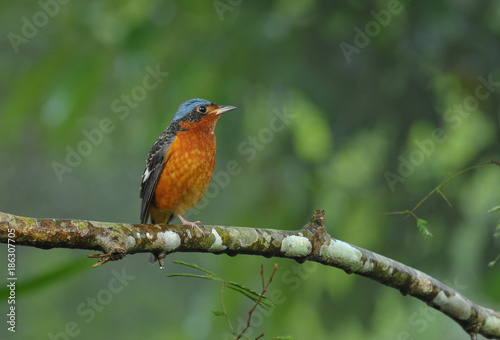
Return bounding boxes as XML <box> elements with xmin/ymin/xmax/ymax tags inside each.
<box><xmin>139</xmin><ymin>124</ymin><xmax>179</xmax><ymax>223</ymax></box>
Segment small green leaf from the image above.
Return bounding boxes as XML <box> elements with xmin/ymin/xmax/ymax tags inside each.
<box><xmin>488</xmin><ymin>206</ymin><xmax>500</xmax><ymax>214</ymax></box>
<box><xmin>171</xmin><ymin>260</ymin><xmax>219</xmax><ymax>277</ymax></box>
<box><xmin>227</xmin><ymin>281</ymin><xmax>274</xmax><ymax>310</ymax></box>
<box><xmin>166</xmin><ymin>273</ymin><xmax>216</xmax><ymax>280</ymax></box>
<box><xmin>488</xmin><ymin>254</ymin><xmax>500</xmax><ymax>267</ymax></box>
<box><xmin>211</xmin><ymin>310</ymin><xmax>226</xmax><ymax>317</ymax></box>
<box><xmin>416</xmin><ymin>219</ymin><xmax>433</xmax><ymax>237</ymax></box>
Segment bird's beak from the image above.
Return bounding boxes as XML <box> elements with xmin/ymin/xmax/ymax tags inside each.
<box><xmin>214</xmin><ymin>105</ymin><xmax>237</xmax><ymax>115</ymax></box>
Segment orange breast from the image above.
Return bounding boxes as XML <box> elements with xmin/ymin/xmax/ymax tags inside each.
<box><xmin>154</xmin><ymin>131</ymin><xmax>216</xmax><ymax>215</ymax></box>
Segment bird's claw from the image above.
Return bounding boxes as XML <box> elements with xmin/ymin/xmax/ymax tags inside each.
<box><xmin>177</xmin><ymin>215</ymin><xmax>204</xmax><ymax>234</ymax></box>
<box><xmin>186</xmin><ymin>221</ymin><xmax>204</xmax><ymax>234</ymax></box>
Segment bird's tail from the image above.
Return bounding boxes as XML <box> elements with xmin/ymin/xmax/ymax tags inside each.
<box><xmin>148</xmin><ymin>253</ymin><xmax>159</xmax><ymax>265</ymax></box>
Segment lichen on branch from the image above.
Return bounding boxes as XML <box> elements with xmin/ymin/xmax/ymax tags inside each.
<box><xmin>0</xmin><ymin>210</ymin><xmax>499</xmax><ymax>339</ymax></box>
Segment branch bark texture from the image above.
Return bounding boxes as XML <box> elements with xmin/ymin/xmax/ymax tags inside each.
<box><xmin>0</xmin><ymin>210</ymin><xmax>499</xmax><ymax>339</ymax></box>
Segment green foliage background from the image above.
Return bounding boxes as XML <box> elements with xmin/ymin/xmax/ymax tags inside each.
<box><xmin>1</xmin><ymin>1</ymin><xmax>499</xmax><ymax>339</ymax></box>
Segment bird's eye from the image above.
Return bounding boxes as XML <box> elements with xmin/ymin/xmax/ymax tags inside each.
<box><xmin>197</xmin><ymin>105</ymin><xmax>207</xmax><ymax>113</ymax></box>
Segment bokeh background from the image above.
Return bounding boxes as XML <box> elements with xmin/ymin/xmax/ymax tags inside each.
<box><xmin>1</xmin><ymin>1</ymin><xmax>500</xmax><ymax>339</ymax></box>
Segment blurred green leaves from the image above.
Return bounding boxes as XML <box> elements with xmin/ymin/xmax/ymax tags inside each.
<box><xmin>488</xmin><ymin>206</ymin><xmax>500</xmax><ymax>214</ymax></box>
<box><xmin>0</xmin><ymin>257</ymin><xmax>91</xmax><ymax>300</ymax></box>
<box><xmin>489</xmin><ymin>205</ymin><xmax>500</xmax><ymax>267</ymax></box>
<box><xmin>289</xmin><ymin>92</ymin><xmax>333</xmax><ymax>163</ymax></box>
<box><xmin>1</xmin><ymin>1</ymin><xmax>499</xmax><ymax>339</ymax></box>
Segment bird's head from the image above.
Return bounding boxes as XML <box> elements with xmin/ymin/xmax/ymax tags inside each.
<box><xmin>172</xmin><ymin>98</ymin><xmax>236</xmax><ymax>132</ymax></box>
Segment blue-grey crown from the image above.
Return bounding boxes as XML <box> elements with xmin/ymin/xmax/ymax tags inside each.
<box><xmin>172</xmin><ymin>98</ymin><xmax>212</xmax><ymax>122</ymax></box>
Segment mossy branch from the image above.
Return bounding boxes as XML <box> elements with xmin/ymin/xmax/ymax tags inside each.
<box><xmin>1</xmin><ymin>210</ymin><xmax>499</xmax><ymax>339</ymax></box>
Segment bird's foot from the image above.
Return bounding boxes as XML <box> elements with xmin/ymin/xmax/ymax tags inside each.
<box><xmin>177</xmin><ymin>214</ymin><xmax>204</xmax><ymax>234</ymax></box>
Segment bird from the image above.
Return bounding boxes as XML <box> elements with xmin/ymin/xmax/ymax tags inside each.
<box><xmin>140</xmin><ymin>98</ymin><xmax>236</xmax><ymax>265</ymax></box>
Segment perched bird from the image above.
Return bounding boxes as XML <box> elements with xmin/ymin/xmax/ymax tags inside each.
<box><xmin>140</xmin><ymin>98</ymin><xmax>236</xmax><ymax>264</ymax></box>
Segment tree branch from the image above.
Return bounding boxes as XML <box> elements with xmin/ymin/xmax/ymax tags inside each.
<box><xmin>1</xmin><ymin>210</ymin><xmax>499</xmax><ymax>339</ymax></box>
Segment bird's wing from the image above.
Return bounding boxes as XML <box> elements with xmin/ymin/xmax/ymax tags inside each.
<box><xmin>140</xmin><ymin>125</ymin><xmax>178</xmax><ymax>223</ymax></box>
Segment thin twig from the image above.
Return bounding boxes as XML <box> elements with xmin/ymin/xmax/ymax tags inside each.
<box><xmin>381</xmin><ymin>161</ymin><xmax>499</xmax><ymax>228</ymax></box>
<box><xmin>220</xmin><ymin>281</ymin><xmax>234</xmax><ymax>335</ymax></box>
<box><xmin>236</xmin><ymin>264</ymin><xmax>278</xmax><ymax>340</ymax></box>
<box><xmin>411</xmin><ymin>162</ymin><xmax>493</xmax><ymax>213</ymax></box>
<box><xmin>437</xmin><ymin>189</ymin><xmax>452</xmax><ymax>207</ymax></box>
